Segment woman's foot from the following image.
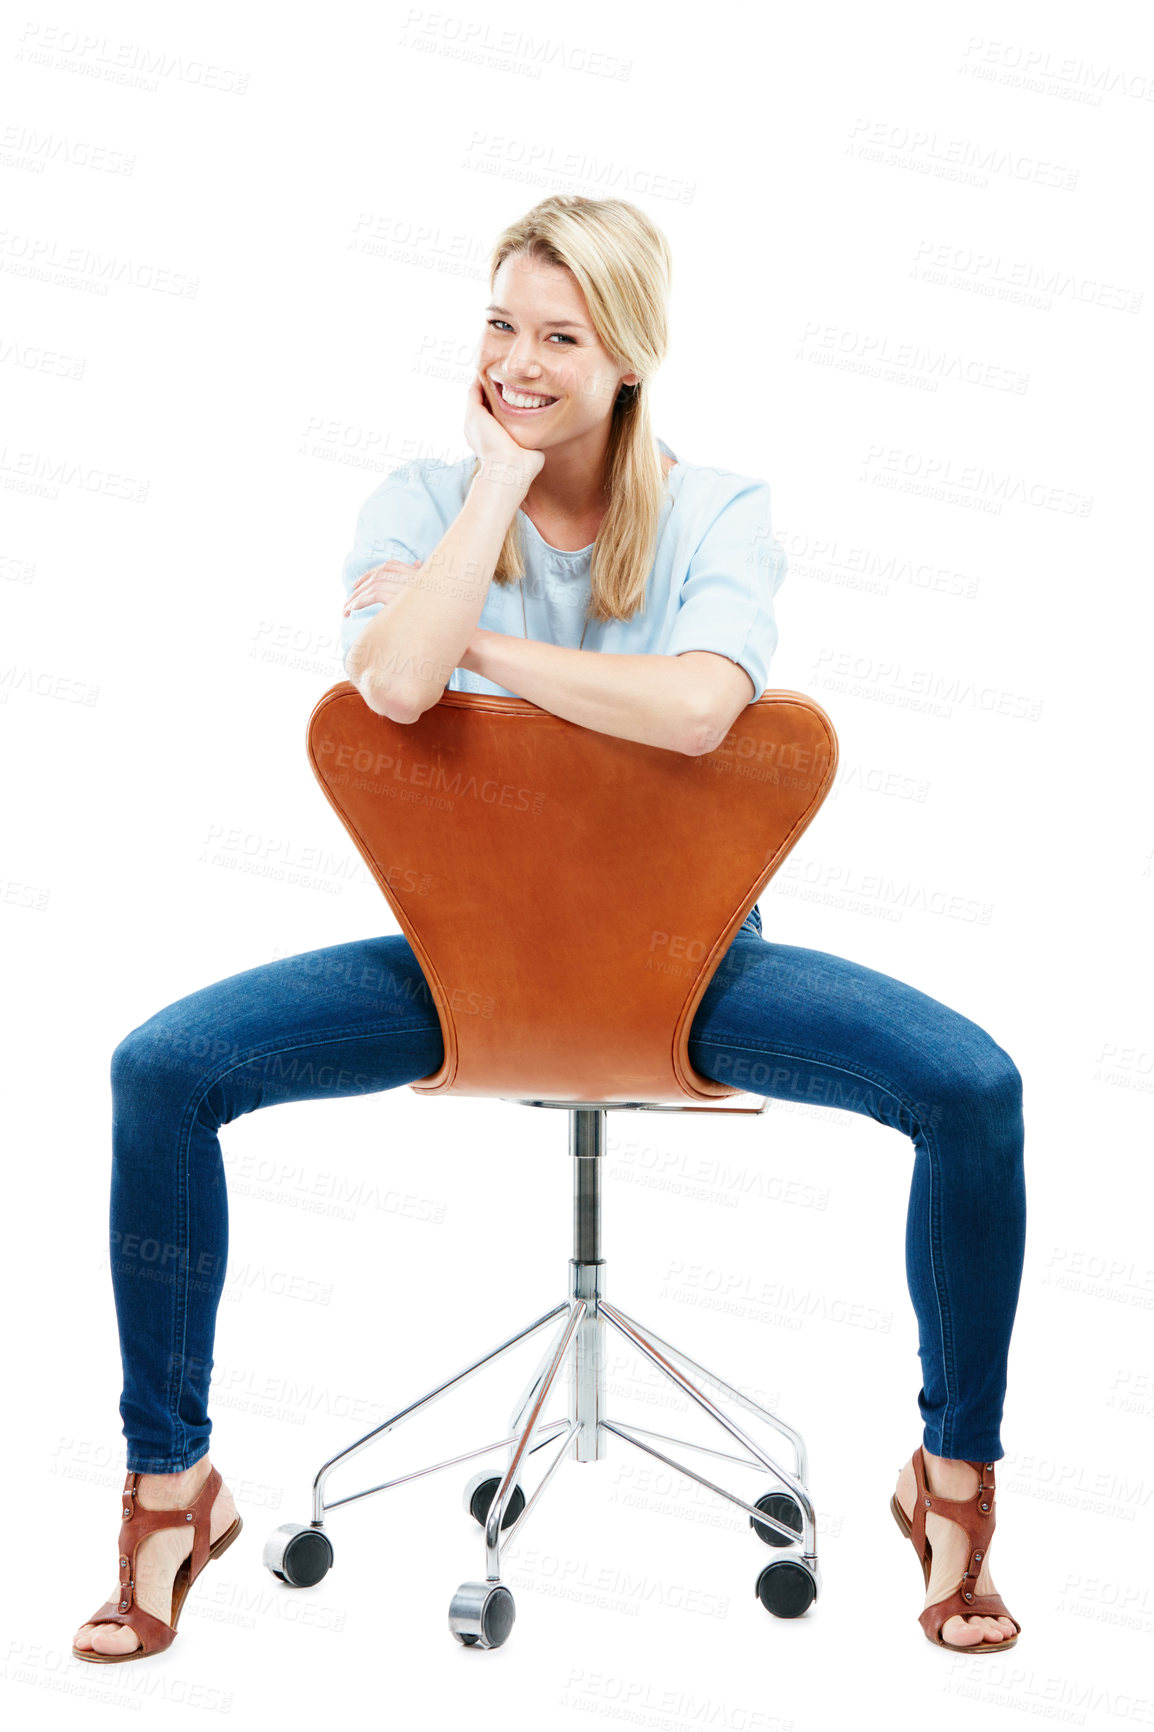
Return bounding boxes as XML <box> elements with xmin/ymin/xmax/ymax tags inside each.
<box><xmin>893</xmin><ymin>1452</ymin><xmax>1017</xmax><ymax>1648</ymax></box>
<box><xmin>73</xmin><ymin>1456</ymin><xmax>239</xmax><ymax>1658</ymax></box>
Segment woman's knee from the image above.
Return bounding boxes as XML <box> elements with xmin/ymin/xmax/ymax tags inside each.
<box><xmin>916</xmin><ymin>1032</ymin><xmax>1024</xmax><ymax>1157</ymax></box>
<box><xmin>960</xmin><ymin>1035</ymin><xmax>1022</xmax><ymax>1115</ymax></box>
<box><xmin>110</xmin><ymin>1010</ymin><xmax>236</xmax><ymax>1099</ymax></box>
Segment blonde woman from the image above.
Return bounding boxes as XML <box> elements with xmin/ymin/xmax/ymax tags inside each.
<box><xmin>74</xmin><ymin>195</ymin><xmax>1023</xmax><ymax>1661</ymax></box>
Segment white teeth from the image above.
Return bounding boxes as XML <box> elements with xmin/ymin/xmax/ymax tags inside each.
<box><xmin>498</xmin><ymin>382</ymin><xmax>556</xmax><ymax>409</ymax></box>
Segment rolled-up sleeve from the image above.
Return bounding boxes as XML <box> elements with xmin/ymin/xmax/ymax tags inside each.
<box><xmin>665</xmin><ymin>478</ymin><xmax>787</xmax><ymax>702</ymax></box>
<box><xmin>339</xmin><ymin>463</ymin><xmax>448</xmax><ymax>672</ymax></box>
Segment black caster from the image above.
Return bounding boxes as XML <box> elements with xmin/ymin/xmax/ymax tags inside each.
<box><xmin>750</xmin><ymin>1490</ymin><xmax>804</xmax><ymax>1548</ymax></box>
<box><xmin>263</xmin><ymin>1522</ymin><xmax>334</xmax><ymax>1587</ymax></box>
<box><xmin>755</xmin><ymin>1558</ymin><xmax>817</xmax><ymax>1618</ymax></box>
<box><xmin>448</xmin><ymin>1580</ymin><xmax>516</xmax><ymax>1648</ymax></box>
<box><xmin>463</xmin><ymin>1469</ymin><xmax>526</xmax><ymax>1531</ymax></box>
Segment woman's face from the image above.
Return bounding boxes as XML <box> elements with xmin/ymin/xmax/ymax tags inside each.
<box><xmin>473</xmin><ymin>252</ymin><xmax>638</xmax><ymax>457</ymax></box>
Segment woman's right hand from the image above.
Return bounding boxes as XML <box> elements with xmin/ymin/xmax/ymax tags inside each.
<box><xmin>464</xmin><ymin>371</ymin><xmax>545</xmax><ymax>484</ymax></box>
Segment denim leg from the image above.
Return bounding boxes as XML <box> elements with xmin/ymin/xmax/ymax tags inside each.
<box><xmin>108</xmin><ymin>935</ymin><xmax>445</xmax><ymax>1472</ymax></box>
<box><xmin>686</xmin><ymin>933</ymin><xmax>1026</xmax><ymax>1461</ymax></box>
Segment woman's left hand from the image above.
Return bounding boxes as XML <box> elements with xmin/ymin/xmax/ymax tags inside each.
<box><xmin>343</xmin><ymin>559</ymin><xmax>424</xmax><ymax>617</ymax></box>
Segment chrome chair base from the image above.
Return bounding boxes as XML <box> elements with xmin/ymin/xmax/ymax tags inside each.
<box><xmin>263</xmin><ymin>1105</ymin><xmax>820</xmax><ymax>1646</ymax></box>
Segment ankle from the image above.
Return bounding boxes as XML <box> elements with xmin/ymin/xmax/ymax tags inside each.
<box><xmin>923</xmin><ymin>1451</ymin><xmax>979</xmax><ymax>1498</ymax></box>
<box><xmin>135</xmin><ymin>1456</ymin><xmax>213</xmax><ymax>1504</ymax></box>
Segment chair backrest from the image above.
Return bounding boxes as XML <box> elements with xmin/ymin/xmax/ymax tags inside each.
<box><xmin>307</xmin><ymin>686</ymin><xmax>837</xmax><ymax>1105</ymax></box>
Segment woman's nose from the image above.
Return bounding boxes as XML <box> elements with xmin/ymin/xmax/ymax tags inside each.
<box><xmin>502</xmin><ymin>340</ymin><xmax>544</xmax><ymax>378</ymax></box>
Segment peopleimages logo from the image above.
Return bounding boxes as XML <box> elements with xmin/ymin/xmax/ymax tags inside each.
<box><xmin>316</xmin><ymin>735</ymin><xmax>547</xmax><ymax>814</ymax></box>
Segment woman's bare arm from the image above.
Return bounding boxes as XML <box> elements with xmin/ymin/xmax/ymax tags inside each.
<box><xmin>459</xmin><ymin>628</ymin><xmax>756</xmax><ymax>755</ymax></box>
<box><xmin>346</xmin><ymin>458</ymin><xmax>535</xmax><ymax>722</ymax></box>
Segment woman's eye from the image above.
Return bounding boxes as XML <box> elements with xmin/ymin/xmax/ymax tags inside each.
<box><xmin>486</xmin><ymin>318</ymin><xmax>574</xmax><ymax>343</ymax></box>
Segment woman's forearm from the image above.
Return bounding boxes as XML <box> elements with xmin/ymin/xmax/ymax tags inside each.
<box><xmin>459</xmin><ymin>628</ymin><xmax>709</xmax><ymax>755</ymax></box>
<box><xmin>348</xmin><ymin>459</ymin><xmax>534</xmax><ymax>721</ymax></box>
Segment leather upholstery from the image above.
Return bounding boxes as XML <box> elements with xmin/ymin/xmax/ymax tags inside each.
<box><xmin>306</xmin><ymin>685</ymin><xmax>838</xmax><ymax>1104</ymax></box>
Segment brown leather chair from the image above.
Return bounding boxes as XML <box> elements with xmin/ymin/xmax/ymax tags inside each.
<box><xmin>264</xmin><ymin>683</ymin><xmax>838</xmax><ymax>1648</ymax></box>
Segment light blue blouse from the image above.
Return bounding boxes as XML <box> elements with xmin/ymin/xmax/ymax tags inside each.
<box><xmin>338</xmin><ymin>437</ymin><xmax>787</xmax><ymax>704</ymax></box>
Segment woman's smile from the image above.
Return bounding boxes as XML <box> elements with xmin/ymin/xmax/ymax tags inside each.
<box><xmin>492</xmin><ymin>377</ymin><xmax>561</xmax><ymax>414</ymax></box>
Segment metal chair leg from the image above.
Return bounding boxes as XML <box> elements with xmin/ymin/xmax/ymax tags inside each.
<box><xmin>602</xmin><ymin>1301</ymin><xmax>809</xmax><ymax>1481</ymax></box>
<box><xmin>318</xmin><ymin>1300</ymin><xmax>569</xmax><ymax>1524</ymax></box>
<box><xmin>598</xmin><ymin>1298</ymin><xmax>820</xmax><ymax>1588</ymax></box>
<box><xmin>446</xmin><ymin>1304</ymin><xmax>587</xmax><ymax>1650</ymax></box>
<box><xmin>508</xmin><ymin>1300</ymin><xmax>580</xmax><ymax>1436</ymax></box>
<box><xmin>480</xmin><ymin>1300</ymin><xmax>586</xmax><ymax>1575</ymax></box>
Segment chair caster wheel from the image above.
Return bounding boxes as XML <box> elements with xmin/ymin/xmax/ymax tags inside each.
<box><xmin>448</xmin><ymin>1580</ymin><xmax>516</xmax><ymax>1648</ymax></box>
<box><xmin>750</xmin><ymin>1490</ymin><xmax>804</xmax><ymax>1548</ymax></box>
<box><xmin>755</xmin><ymin>1557</ymin><xmax>817</xmax><ymax>1618</ymax></box>
<box><xmin>263</xmin><ymin>1523</ymin><xmax>334</xmax><ymax>1587</ymax></box>
<box><xmin>462</xmin><ymin>1469</ymin><xmax>526</xmax><ymax>1531</ymax></box>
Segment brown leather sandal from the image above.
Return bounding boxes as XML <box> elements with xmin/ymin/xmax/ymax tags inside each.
<box><xmin>73</xmin><ymin>1465</ymin><xmax>243</xmax><ymax>1663</ymax></box>
<box><xmin>890</xmin><ymin>1447</ymin><xmax>1020</xmax><ymax>1652</ymax></box>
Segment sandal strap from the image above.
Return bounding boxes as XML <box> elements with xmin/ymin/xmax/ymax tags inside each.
<box><xmin>115</xmin><ymin>1465</ymin><xmax>222</xmax><ymax>1614</ymax></box>
<box><xmin>910</xmin><ymin>1447</ymin><xmax>998</xmax><ymax>1607</ymax></box>
<box><xmin>920</xmin><ymin>1586</ymin><xmax>1021</xmax><ymax>1646</ymax></box>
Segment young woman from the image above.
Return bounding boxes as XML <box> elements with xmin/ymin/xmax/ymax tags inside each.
<box><xmin>73</xmin><ymin>195</ymin><xmax>1024</xmax><ymax>1662</ymax></box>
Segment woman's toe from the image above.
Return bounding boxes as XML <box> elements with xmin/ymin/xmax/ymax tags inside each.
<box><xmin>942</xmin><ymin>1615</ymin><xmax>985</xmax><ymax>1646</ymax></box>
<box><xmin>89</xmin><ymin>1622</ymin><xmax>143</xmax><ymax>1656</ymax></box>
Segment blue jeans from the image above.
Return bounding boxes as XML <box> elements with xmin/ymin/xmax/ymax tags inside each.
<box><xmin>107</xmin><ymin>904</ymin><xmax>1025</xmax><ymax>1472</ymax></box>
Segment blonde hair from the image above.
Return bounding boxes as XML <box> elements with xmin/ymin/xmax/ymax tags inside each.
<box><xmin>474</xmin><ymin>195</ymin><xmax>673</xmax><ymax>624</ymax></box>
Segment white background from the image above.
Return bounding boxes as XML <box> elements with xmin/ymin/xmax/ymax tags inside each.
<box><xmin>3</xmin><ymin>1</ymin><xmax>1152</xmax><ymax>1727</ymax></box>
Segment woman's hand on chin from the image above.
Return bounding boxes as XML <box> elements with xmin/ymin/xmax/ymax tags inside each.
<box><xmin>465</xmin><ymin>372</ymin><xmax>545</xmax><ymax>483</ymax></box>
